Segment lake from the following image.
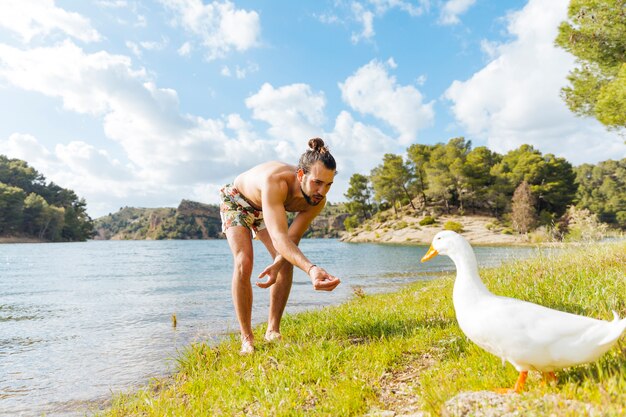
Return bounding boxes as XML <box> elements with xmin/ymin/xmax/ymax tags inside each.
<box><xmin>0</xmin><ymin>239</ymin><xmax>540</xmax><ymax>417</ymax></box>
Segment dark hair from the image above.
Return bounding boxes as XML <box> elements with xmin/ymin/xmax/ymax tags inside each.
<box><xmin>298</xmin><ymin>138</ymin><xmax>337</xmax><ymax>174</ymax></box>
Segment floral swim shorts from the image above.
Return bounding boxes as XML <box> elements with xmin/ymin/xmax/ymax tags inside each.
<box><xmin>219</xmin><ymin>184</ymin><xmax>266</xmax><ymax>237</ymax></box>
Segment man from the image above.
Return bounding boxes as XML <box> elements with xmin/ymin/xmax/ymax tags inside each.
<box><xmin>220</xmin><ymin>138</ymin><xmax>341</xmax><ymax>354</ymax></box>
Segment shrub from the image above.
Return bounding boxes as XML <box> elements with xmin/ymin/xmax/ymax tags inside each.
<box><xmin>344</xmin><ymin>215</ymin><xmax>359</xmax><ymax>231</ymax></box>
<box><xmin>394</xmin><ymin>221</ymin><xmax>408</xmax><ymax>230</ymax></box>
<box><xmin>617</xmin><ymin>211</ymin><xmax>626</xmax><ymax>229</ymax></box>
<box><xmin>443</xmin><ymin>221</ymin><xmax>464</xmax><ymax>233</ymax></box>
<box><xmin>485</xmin><ymin>222</ymin><xmax>498</xmax><ymax>231</ymax></box>
<box><xmin>419</xmin><ymin>216</ymin><xmax>437</xmax><ymax>226</ymax></box>
<box><xmin>563</xmin><ymin>206</ymin><xmax>608</xmax><ymax>242</ymax></box>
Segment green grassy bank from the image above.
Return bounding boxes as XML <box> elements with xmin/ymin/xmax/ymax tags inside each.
<box><xmin>102</xmin><ymin>241</ymin><xmax>626</xmax><ymax>416</ymax></box>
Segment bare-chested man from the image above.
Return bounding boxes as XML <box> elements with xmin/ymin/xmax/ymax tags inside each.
<box><xmin>219</xmin><ymin>138</ymin><xmax>341</xmax><ymax>354</ymax></box>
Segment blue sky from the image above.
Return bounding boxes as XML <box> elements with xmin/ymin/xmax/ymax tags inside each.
<box><xmin>0</xmin><ymin>0</ymin><xmax>624</xmax><ymax>218</ymax></box>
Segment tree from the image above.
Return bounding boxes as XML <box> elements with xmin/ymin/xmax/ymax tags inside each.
<box><xmin>62</xmin><ymin>197</ymin><xmax>94</xmax><ymax>241</ymax></box>
<box><xmin>424</xmin><ymin>138</ymin><xmax>470</xmax><ymax>212</ymax></box>
<box><xmin>491</xmin><ymin>145</ymin><xmax>576</xmax><ymax>218</ymax></box>
<box><xmin>370</xmin><ymin>154</ymin><xmax>416</xmax><ymax>214</ymax></box>
<box><xmin>575</xmin><ymin>158</ymin><xmax>626</xmax><ymax>228</ymax></box>
<box><xmin>0</xmin><ymin>155</ymin><xmax>94</xmax><ymax>241</ymax></box>
<box><xmin>0</xmin><ymin>156</ymin><xmax>46</xmax><ymax>194</ymax></box>
<box><xmin>511</xmin><ymin>181</ymin><xmax>537</xmax><ymax>234</ymax></box>
<box><xmin>555</xmin><ymin>0</ymin><xmax>626</xmax><ymax>130</ymax></box>
<box><xmin>406</xmin><ymin>143</ymin><xmax>433</xmax><ymax>206</ymax></box>
<box><xmin>22</xmin><ymin>193</ymin><xmax>67</xmax><ymax>240</ymax></box>
<box><xmin>344</xmin><ymin>173</ymin><xmax>374</xmax><ymax>221</ymax></box>
<box><xmin>463</xmin><ymin>146</ymin><xmax>501</xmax><ymax>213</ymax></box>
<box><xmin>23</xmin><ymin>193</ymin><xmax>47</xmax><ymax>236</ymax></box>
<box><xmin>535</xmin><ymin>154</ymin><xmax>577</xmax><ymax>217</ymax></box>
<box><xmin>0</xmin><ymin>183</ymin><xmax>25</xmax><ymax>234</ymax></box>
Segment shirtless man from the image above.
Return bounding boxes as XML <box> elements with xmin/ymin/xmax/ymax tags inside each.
<box><xmin>219</xmin><ymin>138</ymin><xmax>341</xmax><ymax>354</ymax></box>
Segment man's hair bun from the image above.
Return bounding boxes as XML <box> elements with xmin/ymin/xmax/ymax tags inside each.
<box><xmin>308</xmin><ymin>137</ymin><xmax>326</xmax><ymax>152</ymax></box>
<box><xmin>299</xmin><ymin>137</ymin><xmax>336</xmax><ymax>173</ymax></box>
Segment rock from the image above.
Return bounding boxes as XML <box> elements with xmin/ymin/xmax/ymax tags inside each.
<box><xmin>442</xmin><ymin>391</ymin><xmax>602</xmax><ymax>417</ymax></box>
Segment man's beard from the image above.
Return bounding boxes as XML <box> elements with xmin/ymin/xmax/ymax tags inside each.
<box><xmin>300</xmin><ymin>185</ymin><xmax>321</xmax><ymax>206</ymax></box>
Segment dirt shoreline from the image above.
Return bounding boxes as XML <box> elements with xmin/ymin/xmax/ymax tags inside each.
<box><xmin>340</xmin><ymin>214</ymin><xmax>530</xmax><ymax>246</ymax></box>
<box><xmin>0</xmin><ymin>236</ymin><xmax>45</xmax><ymax>244</ymax></box>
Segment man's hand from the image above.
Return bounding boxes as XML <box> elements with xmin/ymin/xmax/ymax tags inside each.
<box><xmin>309</xmin><ymin>266</ymin><xmax>340</xmax><ymax>291</ymax></box>
<box><xmin>257</xmin><ymin>256</ymin><xmax>286</xmax><ymax>288</ymax></box>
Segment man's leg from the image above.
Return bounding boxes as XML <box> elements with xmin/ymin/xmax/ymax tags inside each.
<box><xmin>267</xmin><ymin>262</ymin><xmax>293</xmax><ymax>339</ymax></box>
<box><xmin>256</xmin><ymin>229</ymin><xmax>293</xmax><ymax>341</ymax></box>
<box><xmin>225</xmin><ymin>226</ymin><xmax>255</xmax><ymax>353</ymax></box>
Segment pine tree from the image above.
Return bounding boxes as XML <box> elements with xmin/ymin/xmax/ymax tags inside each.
<box><xmin>511</xmin><ymin>181</ymin><xmax>537</xmax><ymax>234</ymax></box>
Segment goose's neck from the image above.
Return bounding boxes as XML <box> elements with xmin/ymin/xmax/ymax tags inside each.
<box><xmin>448</xmin><ymin>244</ymin><xmax>490</xmax><ymax>296</ymax></box>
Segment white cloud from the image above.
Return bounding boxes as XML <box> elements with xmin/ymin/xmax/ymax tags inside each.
<box><xmin>245</xmin><ymin>82</ymin><xmax>327</xmax><ymax>145</ymax></box>
<box><xmin>0</xmin><ymin>40</ymin><xmax>281</xmax><ymax>206</ymax></box>
<box><xmin>54</xmin><ymin>141</ymin><xmax>130</xmax><ymax>181</ymax></box>
<box><xmin>351</xmin><ymin>2</ymin><xmax>375</xmax><ymax>43</ymax></box>
<box><xmin>0</xmin><ymin>133</ymin><xmax>52</xmax><ymax>170</ymax></box>
<box><xmin>327</xmin><ymin>111</ymin><xmax>400</xmax><ymax>173</ymax></box>
<box><xmin>0</xmin><ymin>133</ymin><xmax>143</xmax><ymax>214</ymax></box>
<box><xmin>339</xmin><ymin>59</ymin><xmax>434</xmax><ymax>144</ymax></box>
<box><xmin>177</xmin><ymin>41</ymin><xmax>192</xmax><ymax>56</ymax></box>
<box><xmin>369</xmin><ymin>0</ymin><xmax>428</xmax><ymax>17</ymax></box>
<box><xmin>0</xmin><ymin>0</ymin><xmax>101</xmax><ymax>43</ymax></box>
<box><xmin>126</xmin><ymin>41</ymin><xmax>142</xmax><ymax>56</ymax></box>
<box><xmin>0</xmin><ymin>41</ymin><xmax>146</xmax><ymax>116</ymax></box>
<box><xmin>480</xmin><ymin>39</ymin><xmax>500</xmax><ymax>60</ymax></box>
<box><xmin>444</xmin><ymin>0</ymin><xmax>626</xmax><ymax>164</ymax></box>
<box><xmin>126</xmin><ymin>39</ymin><xmax>168</xmax><ymax>57</ymax></box>
<box><xmin>439</xmin><ymin>0</ymin><xmax>476</xmax><ymax>25</ymax></box>
<box><xmin>322</xmin><ymin>0</ymin><xmax>427</xmax><ymax>44</ymax></box>
<box><xmin>160</xmin><ymin>0</ymin><xmax>260</xmax><ymax>60</ymax></box>
<box><xmin>135</xmin><ymin>15</ymin><xmax>148</xmax><ymax>28</ymax></box>
<box><xmin>220</xmin><ymin>65</ymin><xmax>232</xmax><ymax>77</ymax></box>
<box><xmin>220</xmin><ymin>62</ymin><xmax>259</xmax><ymax>79</ymax></box>
<box><xmin>96</xmin><ymin>0</ymin><xmax>128</xmax><ymax>9</ymax></box>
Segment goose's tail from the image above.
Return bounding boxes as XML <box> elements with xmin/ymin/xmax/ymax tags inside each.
<box><xmin>598</xmin><ymin>311</ymin><xmax>626</xmax><ymax>346</ymax></box>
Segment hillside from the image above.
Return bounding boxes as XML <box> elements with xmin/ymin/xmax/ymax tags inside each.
<box><xmin>94</xmin><ymin>200</ymin><xmax>221</xmax><ymax>240</ymax></box>
<box><xmin>94</xmin><ymin>200</ymin><xmax>348</xmax><ymax>240</ymax></box>
<box><xmin>341</xmin><ymin>211</ymin><xmax>526</xmax><ymax>245</ymax></box>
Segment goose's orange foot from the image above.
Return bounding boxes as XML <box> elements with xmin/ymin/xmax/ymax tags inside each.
<box><xmin>541</xmin><ymin>371</ymin><xmax>557</xmax><ymax>386</ymax></box>
<box><xmin>494</xmin><ymin>371</ymin><xmax>528</xmax><ymax>394</ymax></box>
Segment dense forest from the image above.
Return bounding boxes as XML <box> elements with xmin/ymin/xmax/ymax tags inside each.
<box><xmin>343</xmin><ymin>138</ymin><xmax>625</xmax><ymax>234</ymax></box>
<box><xmin>0</xmin><ymin>156</ymin><xmax>94</xmax><ymax>241</ymax></box>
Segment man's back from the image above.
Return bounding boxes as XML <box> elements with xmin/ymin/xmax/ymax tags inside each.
<box><xmin>233</xmin><ymin>161</ymin><xmax>301</xmax><ymax>212</ymax></box>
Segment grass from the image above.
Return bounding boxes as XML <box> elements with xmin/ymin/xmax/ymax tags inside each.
<box><xmin>101</xmin><ymin>241</ymin><xmax>626</xmax><ymax>416</ymax></box>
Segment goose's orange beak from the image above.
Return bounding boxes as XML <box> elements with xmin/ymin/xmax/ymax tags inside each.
<box><xmin>421</xmin><ymin>245</ymin><xmax>438</xmax><ymax>262</ymax></box>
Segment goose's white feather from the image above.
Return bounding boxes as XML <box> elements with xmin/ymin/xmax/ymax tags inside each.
<box><xmin>424</xmin><ymin>231</ymin><xmax>626</xmax><ymax>373</ymax></box>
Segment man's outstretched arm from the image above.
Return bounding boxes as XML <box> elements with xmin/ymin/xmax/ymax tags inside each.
<box><xmin>260</xmin><ymin>178</ymin><xmax>339</xmax><ymax>291</ymax></box>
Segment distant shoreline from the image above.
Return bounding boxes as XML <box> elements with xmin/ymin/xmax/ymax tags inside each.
<box><xmin>0</xmin><ymin>236</ymin><xmax>45</xmax><ymax>244</ymax></box>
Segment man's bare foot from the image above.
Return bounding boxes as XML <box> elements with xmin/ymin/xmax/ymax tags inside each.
<box><xmin>240</xmin><ymin>338</ymin><xmax>254</xmax><ymax>355</ymax></box>
<box><xmin>264</xmin><ymin>330</ymin><xmax>282</xmax><ymax>342</ymax></box>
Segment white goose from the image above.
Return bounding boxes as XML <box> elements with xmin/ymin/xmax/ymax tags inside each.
<box><xmin>421</xmin><ymin>230</ymin><xmax>626</xmax><ymax>392</ymax></box>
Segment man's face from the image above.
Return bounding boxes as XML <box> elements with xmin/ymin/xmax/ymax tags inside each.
<box><xmin>298</xmin><ymin>161</ymin><xmax>335</xmax><ymax>206</ymax></box>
